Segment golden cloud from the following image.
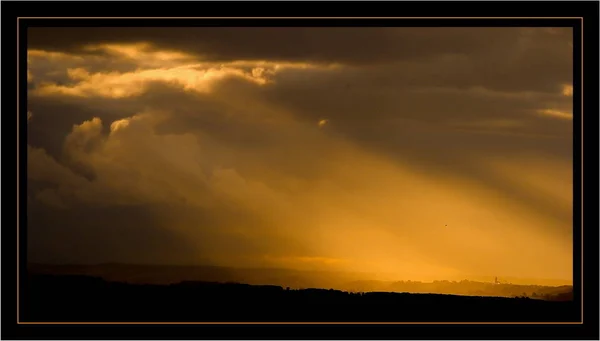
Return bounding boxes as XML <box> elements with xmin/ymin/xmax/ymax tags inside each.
<box><xmin>34</xmin><ymin>65</ymin><xmax>269</xmax><ymax>98</ymax></box>
<box><xmin>537</xmin><ymin>109</ymin><xmax>573</xmax><ymax>120</ymax></box>
<box><xmin>83</xmin><ymin>42</ymin><xmax>196</xmax><ymax>68</ymax></box>
<box><xmin>28</xmin><ymin>49</ymin><xmax>86</xmax><ymax>62</ymax></box>
<box><xmin>29</xmin><ymin>43</ymin><xmax>340</xmax><ymax>99</ymax></box>
<box><xmin>318</xmin><ymin>119</ymin><xmax>329</xmax><ymax>128</ymax></box>
<box><xmin>33</xmin><ymin>63</ymin><xmax>334</xmax><ymax>99</ymax></box>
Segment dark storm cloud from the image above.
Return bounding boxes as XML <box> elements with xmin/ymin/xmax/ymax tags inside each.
<box><xmin>275</xmin><ymin>72</ymin><xmax>568</xmax><ymax>157</ymax></box>
<box><xmin>27</xmin><ymin>27</ymin><xmax>516</xmax><ymax>63</ymax></box>
<box><xmin>28</xmin><ymin>27</ymin><xmax>572</xmax><ymax>92</ymax></box>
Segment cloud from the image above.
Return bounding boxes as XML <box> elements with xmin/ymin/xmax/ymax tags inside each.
<box><xmin>83</xmin><ymin>42</ymin><xmax>196</xmax><ymax>68</ymax></box>
<box><xmin>34</xmin><ymin>65</ymin><xmax>267</xmax><ymax>98</ymax></box>
<box><xmin>28</xmin><ymin>27</ymin><xmax>572</xmax><ymax>94</ymax></box>
<box><xmin>26</xmin><ymin>27</ymin><xmax>573</xmax><ymax>283</ymax></box>
<box><xmin>317</xmin><ymin>119</ymin><xmax>329</xmax><ymax>128</ymax></box>
<box><xmin>30</xmin><ymin>44</ymin><xmax>337</xmax><ymax>99</ymax></box>
<box><xmin>537</xmin><ymin>109</ymin><xmax>573</xmax><ymax>120</ymax></box>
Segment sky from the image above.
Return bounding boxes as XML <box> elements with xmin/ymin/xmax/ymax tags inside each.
<box><xmin>26</xmin><ymin>27</ymin><xmax>573</xmax><ymax>284</ymax></box>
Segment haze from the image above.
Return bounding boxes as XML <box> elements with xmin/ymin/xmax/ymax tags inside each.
<box><xmin>26</xmin><ymin>27</ymin><xmax>573</xmax><ymax>285</ymax></box>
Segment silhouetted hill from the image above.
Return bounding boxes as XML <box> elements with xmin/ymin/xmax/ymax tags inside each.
<box><xmin>346</xmin><ymin>280</ymin><xmax>574</xmax><ymax>301</ymax></box>
<box><xmin>27</xmin><ymin>263</ymin><xmax>573</xmax><ymax>300</ymax></box>
<box><xmin>23</xmin><ymin>274</ymin><xmax>578</xmax><ymax>322</ymax></box>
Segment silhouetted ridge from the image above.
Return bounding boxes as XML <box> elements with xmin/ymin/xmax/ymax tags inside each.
<box><xmin>27</xmin><ymin>263</ymin><xmax>573</xmax><ymax>300</ymax></box>
<box><xmin>24</xmin><ymin>274</ymin><xmax>577</xmax><ymax>323</ymax></box>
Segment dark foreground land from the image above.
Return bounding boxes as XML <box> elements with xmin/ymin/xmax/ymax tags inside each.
<box><xmin>24</xmin><ymin>274</ymin><xmax>577</xmax><ymax>323</ymax></box>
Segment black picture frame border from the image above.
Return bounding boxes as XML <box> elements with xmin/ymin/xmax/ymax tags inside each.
<box><xmin>2</xmin><ymin>1</ymin><xmax>598</xmax><ymax>339</ymax></box>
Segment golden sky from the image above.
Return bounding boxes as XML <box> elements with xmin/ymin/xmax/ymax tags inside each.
<box><xmin>26</xmin><ymin>27</ymin><xmax>573</xmax><ymax>284</ymax></box>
